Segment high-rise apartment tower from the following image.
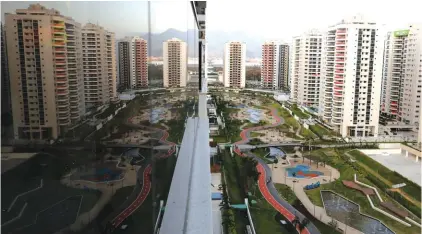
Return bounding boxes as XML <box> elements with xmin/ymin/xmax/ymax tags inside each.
<box><xmin>381</xmin><ymin>25</ymin><xmax>421</xmax><ymax>128</ymax></box>
<box><xmin>290</xmin><ymin>30</ymin><xmax>322</xmax><ymax>107</ymax></box>
<box><xmin>163</xmin><ymin>38</ymin><xmax>187</xmax><ymax>88</ymax></box>
<box><xmin>5</xmin><ymin>4</ymin><xmax>85</xmax><ymax>139</ymax></box>
<box><xmin>278</xmin><ymin>43</ymin><xmax>290</xmax><ymax>90</ymax></box>
<box><xmin>82</xmin><ymin>23</ymin><xmax>117</xmax><ymax>108</ymax></box>
<box><xmin>223</xmin><ymin>41</ymin><xmax>246</xmax><ymax>88</ymax></box>
<box><xmin>261</xmin><ymin>41</ymin><xmax>279</xmax><ymax>89</ymax></box>
<box><xmin>318</xmin><ymin>15</ymin><xmax>384</xmax><ymax>137</ymax></box>
<box><xmin>118</xmin><ymin>36</ymin><xmax>148</xmax><ymax>90</ymax></box>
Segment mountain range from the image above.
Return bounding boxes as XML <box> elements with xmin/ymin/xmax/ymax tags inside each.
<box><xmin>122</xmin><ymin>28</ymin><xmax>273</xmax><ymax>58</ymax></box>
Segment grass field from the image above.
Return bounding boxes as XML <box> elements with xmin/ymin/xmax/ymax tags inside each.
<box><xmin>250</xmin><ymin>131</ymin><xmax>266</xmax><ymax>138</ymax></box>
<box><xmin>249</xmin><ymin>183</ymin><xmax>292</xmax><ymax>234</ymax></box>
<box><xmin>309</xmin><ymin>124</ymin><xmax>336</xmax><ymax>138</ymax></box>
<box><xmin>299</xmin><ymin>127</ymin><xmax>318</xmax><ymax>139</ymax></box>
<box><xmin>251</xmin><ymin>148</ymin><xmax>273</xmax><ymax>163</ymax></box>
<box><xmin>270</xmin><ymin>103</ymin><xmax>300</xmax><ymax>132</ymax></box>
<box><xmin>222</xmin><ymin>150</ymin><xmax>248</xmax><ymax>233</ymax></box>
<box><xmin>275</xmin><ymin>184</ymin><xmax>297</xmax><ymax>204</ymax></box>
<box><xmin>291</xmin><ymin>104</ymin><xmax>310</xmax><ymax>119</ymax></box>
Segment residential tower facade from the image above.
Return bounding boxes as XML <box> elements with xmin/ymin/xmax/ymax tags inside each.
<box><xmin>82</xmin><ymin>23</ymin><xmax>117</xmax><ymax>108</ymax></box>
<box><xmin>223</xmin><ymin>41</ymin><xmax>246</xmax><ymax>88</ymax></box>
<box><xmin>290</xmin><ymin>30</ymin><xmax>322</xmax><ymax>107</ymax></box>
<box><xmin>261</xmin><ymin>41</ymin><xmax>279</xmax><ymax>89</ymax></box>
<box><xmin>319</xmin><ymin>15</ymin><xmax>384</xmax><ymax>137</ymax></box>
<box><xmin>118</xmin><ymin>36</ymin><xmax>148</xmax><ymax>90</ymax></box>
<box><xmin>163</xmin><ymin>38</ymin><xmax>187</xmax><ymax>88</ymax></box>
<box><xmin>5</xmin><ymin>4</ymin><xmax>85</xmax><ymax>139</ymax></box>
<box><xmin>381</xmin><ymin>25</ymin><xmax>421</xmax><ymax>128</ymax></box>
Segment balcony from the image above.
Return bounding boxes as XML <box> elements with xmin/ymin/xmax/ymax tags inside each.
<box><xmin>55</xmin><ymin>60</ymin><xmax>66</xmax><ymax>65</ymax></box>
<box><xmin>57</xmin><ymin>103</ymin><xmax>68</xmax><ymax>109</ymax></box>
<box><xmin>337</xmin><ymin>29</ymin><xmax>347</xmax><ymax>34</ymax></box>
<box><xmin>335</xmin><ymin>69</ymin><xmax>344</xmax><ymax>74</ymax></box>
<box><xmin>54</xmin><ymin>42</ymin><xmax>66</xmax><ymax>47</ymax></box>
<box><xmin>53</xmin><ymin>29</ymin><xmax>65</xmax><ymax>35</ymax></box>
<box><xmin>56</xmin><ymin>83</ymin><xmax>68</xmax><ymax>89</ymax></box>
<box><xmin>334</xmin><ymin>91</ymin><xmax>343</xmax><ymax>97</ymax></box>
<box><xmin>57</xmin><ymin>90</ymin><xmax>69</xmax><ymax>95</ymax></box>
<box><xmin>336</xmin><ymin>53</ymin><xmax>345</xmax><ymax>57</ymax></box>
<box><xmin>53</xmin><ymin>24</ymin><xmax>65</xmax><ymax>29</ymax></box>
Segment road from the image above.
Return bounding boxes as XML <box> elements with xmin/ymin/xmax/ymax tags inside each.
<box><xmin>233</xmin><ymin>107</ymin><xmax>321</xmax><ymax>234</ymax></box>
<box><xmin>108</xmin><ymin>117</ymin><xmax>176</xmax><ymax>229</ymax></box>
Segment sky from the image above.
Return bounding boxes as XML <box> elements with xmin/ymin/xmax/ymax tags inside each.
<box><xmin>1</xmin><ymin>0</ymin><xmax>421</xmax><ymax>41</ymax></box>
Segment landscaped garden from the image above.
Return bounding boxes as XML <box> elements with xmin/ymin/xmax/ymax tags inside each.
<box><xmin>309</xmin><ymin>124</ymin><xmax>336</xmax><ymax>139</ymax></box>
<box><xmin>348</xmin><ymin>150</ymin><xmax>421</xmax><ymax>216</ymax></box>
<box><xmin>303</xmin><ymin>148</ymin><xmax>421</xmax><ymax>234</ymax></box>
<box><xmin>291</xmin><ymin>104</ymin><xmax>310</xmax><ymax>119</ymax></box>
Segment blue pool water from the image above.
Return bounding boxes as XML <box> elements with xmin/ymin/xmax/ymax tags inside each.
<box><xmin>286</xmin><ymin>165</ymin><xmax>324</xmax><ymax>178</ymax></box>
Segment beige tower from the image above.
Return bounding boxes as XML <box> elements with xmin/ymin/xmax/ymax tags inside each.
<box><xmin>163</xmin><ymin>38</ymin><xmax>187</xmax><ymax>88</ymax></box>
<box><xmin>82</xmin><ymin>23</ymin><xmax>116</xmax><ymax>108</ymax></box>
<box><xmin>5</xmin><ymin>4</ymin><xmax>84</xmax><ymax>140</ymax></box>
<box><xmin>223</xmin><ymin>41</ymin><xmax>246</xmax><ymax>88</ymax></box>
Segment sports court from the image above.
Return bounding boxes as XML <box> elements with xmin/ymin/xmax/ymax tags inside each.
<box><xmin>365</xmin><ymin>152</ymin><xmax>421</xmax><ymax>186</ymax></box>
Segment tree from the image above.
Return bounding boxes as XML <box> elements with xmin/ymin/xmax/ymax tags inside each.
<box><xmin>299</xmin><ymin>218</ymin><xmax>310</xmax><ymax>231</ymax></box>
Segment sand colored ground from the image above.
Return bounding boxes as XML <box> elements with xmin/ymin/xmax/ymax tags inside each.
<box><xmin>109</xmin><ymin>129</ymin><xmax>152</xmax><ymax>144</ymax></box>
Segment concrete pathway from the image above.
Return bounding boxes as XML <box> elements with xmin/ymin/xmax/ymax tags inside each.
<box><xmin>271</xmin><ymin>157</ymin><xmax>362</xmax><ymax>234</ymax></box>
<box><xmin>234</xmin><ymin>106</ymin><xmax>320</xmax><ymax>234</ymax></box>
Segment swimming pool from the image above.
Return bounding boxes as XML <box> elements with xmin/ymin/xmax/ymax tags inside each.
<box><xmin>286</xmin><ymin>164</ymin><xmax>324</xmax><ymax>178</ymax></box>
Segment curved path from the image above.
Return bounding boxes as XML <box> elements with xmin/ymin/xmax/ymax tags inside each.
<box><xmin>109</xmin><ymin>117</ymin><xmax>176</xmax><ymax>229</ymax></box>
<box><xmin>233</xmin><ymin>107</ymin><xmax>321</xmax><ymax>234</ymax></box>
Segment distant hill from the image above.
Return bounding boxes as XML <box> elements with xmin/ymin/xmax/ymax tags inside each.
<box><xmin>122</xmin><ymin>28</ymin><xmax>273</xmax><ymax>58</ymax></box>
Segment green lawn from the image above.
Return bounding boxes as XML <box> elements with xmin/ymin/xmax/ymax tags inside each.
<box><xmin>213</xmin><ymin>135</ymin><xmax>228</xmax><ymax>143</ymax></box>
<box><xmin>309</xmin><ymin>124</ymin><xmax>335</xmax><ymax>138</ymax></box>
<box><xmin>291</xmin><ymin>104</ymin><xmax>310</xmax><ymax>119</ymax></box>
<box><xmin>249</xmin><ymin>183</ymin><xmax>291</xmax><ymax>234</ymax></box>
<box><xmin>222</xmin><ymin>150</ymin><xmax>248</xmax><ymax>233</ymax></box>
<box><xmin>275</xmin><ymin>184</ymin><xmax>297</xmax><ymax>204</ymax></box>
<box><xmin>270</xmin><ymin>103</ymin><xmax>300</xmax><ymax>131</ymax></box>
<box><xmin>302</xmin><ymin>148</ymin><xmax>421</xmax><ymax>234</ymax></box>
<box><xmin>299</xmin><ymin>127</ymin><xmax>318</xmax><ymax>139</ymax></box>
<box><xmin>250</xmin><ymin>131</ymin><xmax>266</xmax><ymax>137</ymax></box>
<box><xmin>251</xmin><ymin>148</ymin><xmax>273</xmax><ymax>163</ymax></box>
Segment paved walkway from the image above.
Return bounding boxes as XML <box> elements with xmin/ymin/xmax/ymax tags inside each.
<box><xmin>271</xmin><ymin>157</ymin><xmax>362</xmax><ymax>234</ymax></box>
<box><xmin>234</xmin><ymin>106</ymin><xmax>320</xmax><ymax>234</ymax></box>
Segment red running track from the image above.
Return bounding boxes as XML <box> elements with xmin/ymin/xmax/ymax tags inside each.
<box><xmin>112</xmin><ymin>165</ymin><xmax>152</xmax><ymax>227</ymax></box>
<box><xmin>110</xmin><ymin>118</ymin><xmax>176</xmax><ymax>227</ymax></box>
<box><xmin>233</xmin><ymin>107</ymin><xmax>311</xmax><ymax>234</ymax></box>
